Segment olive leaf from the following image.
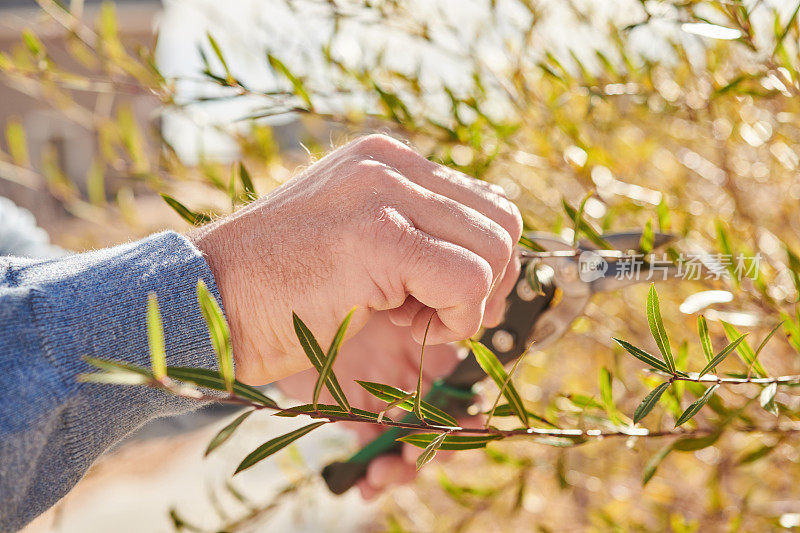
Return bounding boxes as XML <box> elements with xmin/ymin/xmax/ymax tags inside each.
<box><xmin>160</xmin><ymin>194</ymin><xmax>211</xmax><ymax>226</ymax></box>
<box><xmin>470</xmin><ymin>340</ymin><xmax>529</xmax><ymax>428</ymax></box>
<box><xmin>238</xmin><ymin>163</ymin><xmax>258</xmax><ymax>203</ymax></box>
<box><xmin>235</xmin><ymin>422</ymin><xmax>326</xmax><ymax>474</ymax></box>
<box><xmin>166</xmin><ymin>366</ymin><xmax>278</xmax><ymax>408</ymax></box>
<box><xmin>647</xmin><ymin>284</ymin><xmax>676</xmax><ymax>373</ymax></box>
<box><xmin>398</xmin><ymin>433</ymin><xmax>501</xmax><ymax>451</ymax></box>
<box><xmin>312</xmin><ymin>307</ymin><xmax>355</xmax><ymax>410</ymax></box>
<box><xmin>356</xmin><ymin>381</ymin><xmax>458</xmax><ymax>427</ymax></box>
<box><xmin>414</xmin><ymin>315</ymin><xmax>434</xmax><ymax>422</ymax></box>
<box><xmin>206</xmin><ymin>410</ymin><xmax>253</xmax><ymax>457</ymax></box>
<box><xmin>698</xmin><ymin>315</ymin><xmax>713</xmax><ymax>363</ymax></box>
<box><xmin>675</xmin><ymin>384</ymin><xmax>719</xmax><ymax>427</ymax></box>
<box><xmin>197</xmin><ymin>280</ymin><xmax>234</xmax><ymax>393</ymax></box>
<box><xmin>416</xmin><ymin>431</ymin><xmax>449</xmax><ymax>471</ymax></box>
<box><xmin>633</xmin><ymin>381</ymin><xmax>671</xmax><ymax>424</ymax></box>
<box><xmin>146</xmin><ymin>293</ymin><xmax>167</xmax><ymax>380</ymax></box>
<box><xmin>612</xmin><ymin>338</ymin><xmax>672</xmax><ymax>374</ymax></box>
<box><xmin>293</xmin><ymin>312</ymin><xmax>350</xmax><ymax>411</ymax></box>
<box><xmin>720</xmin><ymin>322</ymin><xmax>767</xmax><ymax>378</ymax></box>
<box><xmin>697</xmin><ymin>334</ymin><xmax>748</xmax><ymax>378</ymax></box>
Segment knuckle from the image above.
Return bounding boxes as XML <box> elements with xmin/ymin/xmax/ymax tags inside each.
<box><xmin>462</xmin><ymin>258</ymin><xmax>493</xmax><ymax>300</ymax></box>
<box><xmin>353</xmin><ymin>133</ymin><xmax>406</xmax><ymax>155</ymax></box>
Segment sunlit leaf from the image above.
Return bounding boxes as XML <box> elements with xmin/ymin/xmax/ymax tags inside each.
<box><xmin>234</xmin><ymin>422</ymin><xmax>326</xmax><ymax>474</ymax></box>
<box><xmin>721</xmin><ymin>322</ymin><xmax>767</xmax><ymax>378</ymax></box>
<box><xmin>698</xmin><ymin>315</ymin><xmax>713</xmax><ymax>363</ymax></box>
<box><xmin>518</xmin><ymin>235</ymin><xmax>546</xmax><ymax>252</ymax></box>
<box><xmin>633</xmin><ymin>381</ymin><xmax>671</xmax><ymax>424</ymax></box>
<box><xmin>639</xmin><ymin>218</ymin><xmax>655</xmax><ymax>254</ymax></box>
<box><xmin>398</xmin><ymin>433</ymin><xmax>501</xmax><ymax>450</ymax></box>
<box><xmin>197</xmin><ymin>280</ymin><xmax>234</xmax><ymax>393</ymax></box>
<box><xmin>146</xmin><ymin>293</ymin><xmax>167</xmax><ymax>380</ymax></box>
<box><xmin>205</xmin><ymin>410</ymin><xmax>253</xmax><ymax>456</ymax></box>
<box><xmin>268</xmin><ymin>53</ymin><xmax>313</xmax><ymax>109</ymax></box>
<box><xmin>760</xmin><ymin>382</ymin><xmax>778</xmax><ymax>416</ymax></box>
<box><xmin>207</xmin><ymin>32</ymin><xmax>232</xmax><ymax>80</ymax></box>
<box><xmin>160</xmin><ymin>194</ymin><xmax>212</xmax><ymax>226</ymax></box>
<box><xmin>749</xmin><ymin>321</ymin><xmax>785</xmax><ymax>378</ymax></box>
<box><xmin>643</xmin><ymin>443</ymin><xmax>672</xmax><ymax>485</ymax></box>
<box><xmin>416</xmin><ymin>431</ymin><xmax>448</xmax><ymax>470</ymax></box>
<box><xmin>273</xmin><ymin>403</ymin><xmax>389</xmax><ymax>422</ymax></box>
<box><xmin>697</xmin><ymin>334</ymin><xmax>748</xmax><ymax>378</ymax></box>
<box><xmin>675</xmin><ymin>384</ymin><xmax>719</xmax><ymax>427</ymax></box>
<box><xmin>526</xmin><ymin>261</ymin><xmax>545</xmax><ymax>296</ymax></box>
<box><xmin>292</xmin><ymin>312</ymin><xmax>350</xmax><ymax>411</ymax></box>
<box><xmin>561</xmin><ymin>196</ymin><xmax>612</xmax><ymax>249</ymax></box>
<box><xmin>5</xmin><ymin>119</ymin><xmax>29</xmax><ymax>166</ymax></box>
<box><xmin>612</xmin><ymin>338</ymin><xmax>672</xmax><ymax>374</ymax></box>
<box><xmin>647</xmin><ymin>284</ymin><xmax>676</xmax><ymax>373</ymax></box>
<box><xmin>313</xmin><ymin>307</ymin><xmax>354</xmax><ymax>410</ymax></box>
<box><xmin>470</xmin><ymin>340</ymin><xmax>529</xmax><ymax>428</ymax></box>
<box><xmin>599</xmin><ymin>367</ymin><xmax>622</xmax><ymax>425</ymax></box>
<box><xmin>672</xmin><ymin>432</ymin><xmax>720</xmax><ymax>452</ymax></box>
<box><xmin>238</xmin><ymin>163</ymin><xmax>258</xmax><ymax>203</ymax></box>
<box><xmin>356</xmin><ymin>381</ymin><xmax>458</xmax><ymax>427</ymax></box>
<box><xmin>166</xmin><ymin>366</ymin><xmax>278</xmax><ymax>408</ymax></box>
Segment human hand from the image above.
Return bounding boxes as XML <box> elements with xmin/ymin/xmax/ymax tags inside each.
<box><xmin>275</xmin><ymin>311</ymin><xmax>479</xmax><ymax>498</ymax></box>
<box><xmin>190</xmin><ymin>134</ymin><xmax>522</xmax><ymax>385</ymax></box>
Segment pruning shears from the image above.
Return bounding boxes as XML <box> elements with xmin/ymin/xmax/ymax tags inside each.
<box><xmin>322</xmin><ymin>230</ymin><xmax>678</xmax><ymax>494</ymax></box>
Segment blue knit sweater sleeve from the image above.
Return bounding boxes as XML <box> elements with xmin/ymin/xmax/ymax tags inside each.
<box><xmin>0</xmin><ymin>231</ymin><xmax>224</xmax><ymax>531</ymax></box>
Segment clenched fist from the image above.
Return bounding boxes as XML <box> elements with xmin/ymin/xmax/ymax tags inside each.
<box><xmin>190</xmin><ymin>134</ymin><xmax>522</xmax><ymax>385</ymax></box>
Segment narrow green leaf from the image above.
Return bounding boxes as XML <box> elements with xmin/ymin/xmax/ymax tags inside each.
<box><xmin>698</xmin><ymin>334</ymin><xmax>748</xmax><ymax>378</ymax></box>
<box><xmin>22</xmin><ymin>29</ymin><xmax>44</xmax><ymax>57</ymax></box>
<box><xmin>239</xmin><ymin>163</ymin><xmax>258</xmax><ymax>203</ymax></box>
<box><xmin>197</xmin><ymin>280</ymin><xmax>234</xmax><ymax>393</ymax></box>
<box><xmin>672</xmin><ymin>432</ymin><xmax>720</xmax><ymax>452</ymax></box>
<box><xmin>612</xmin><ymin>338</ymin><xmax>672</xmax><ymax>374</ymax></box>
<box><xmin>489</xmin><ymin>404</ymin><xmax>557</xmax><ymax>428</ymax></box>
<box><xmin>599</xmin><ymin>367</ymin><xmax>622</xmax><ymax>425</ymax></box>
<box><xmin>633</xmin><ymin>381</ymin><xmax>671</xmax><ymax>424</ymax></box>
<box><xmin>206</xmin><ymin>410</ymin><xmax>253</xmax><ymax>456</ymax></box>
<box><xmin>207</xmin><ymin>32</ymin><xmax>232</xmax><ymax>79</ymax></box>
<box><xmin>160</xmin><ymin>193</ymin><xmax>212</xmax><ymax>225</ymax></box>
<box><xmin>656</xmin><ymin>198</ymin><xmax>670</xmax><ymax>232</ymax></box>
<box><xmin>146</xmin><ymin>293</ymin><xmax>167</xmax><ymax>380</ymax></box>
<box><xmin>5</xmin><ymin>119</ymin><xmax>29</xmax><ymax>166</ymax></box>
<box><xmin>760</xmin><ymin>382</ymin><xmax>778</xmax><ymax>416</ymax></box>
<box><xmin>698</xmin><ymin>315</ymin><xmax>713</xmax><ymax>363</ymax></box>
<box><xmin>738</xmin><ymin>443</ymin><xmax>777</xmax><ymax>464</ymax></box>
<box><xmin>643</xmin><ymin>443</ymin><xmax>673</xmax><ymax>485</ymax></box>
<box><xmin>526</xmin><ymin>261</ymin><xmax>545</xmax><ymax>296</ymax></box>
<box><xmin>470</xmin><ymin>341</ymin><xmax>529</xmax><ymax>428</ymax></box>
<box><xmin>273</xmin><ymin>404</ymin><xmax>389</xmax><ymax>422</ymax></box>
<box><xmin>749</xmin><ymin>321</ymin><xmax>785</xmax><ymax>378</ymax></box>
<box><xmin>518</xmin><ymin>235</ymin><xmax>546</xmax><ymax>252</ymax></box>
<box><xmin>416</xmin><ymin>432</ymin><xmax>448</xmax><ymax>471</ymax></box>
<box><xmin>639</xmin><ymin>218</ymin><xmax>655</xmax><ymax>254</ymax></box>
<box><xmin>356</xmin><ymin>381</ymin><xmax>458</xmax><ymax>427</ymax></box>
<box><xmin>561</xmin><ymin>197</ymin><xmax>612</xmax><ymax>249</ymax></box>
<box><xmin>776</xmin><ymin>2</ymin><xmax>800</xmax><ymax>44</ymax></box>
<box><xmin>398</xmin><ymin>433</ymin><xmax>501</xmax><ymax>451</ymax></box>
<box><xmin>166</xmin><ymin>366</ymin><xmax>278</xmax><ymax>408</ymax></box>
<box><xmin>313</xmin><ymin>308</ymin><xmax>354</xmax><ymax>410</ymax></box>
<box><xmin>647</xmin><ymin>284</ymin><xmax>676</xmax><ymax>373</ymax></box>
<box><xmin>267</xmin><ymin>53</ymin><xmax>313</xmax><ymax>109</ymax></box>
<box><xmin>234</xmin><ymin>422</ymin><xmax>325</xmax><ymax>474</ymax></box>
<box><xmin>721</xmin><ymin>322</ymin><xmax>767</xmax><ymax>378</ymax></box>
<box><xmin>675</xmin><ymin>384</ymin><xmax>719</xmax><ymax>427</ymax></box>
<box><xmin>571</xmin><ymin>191</ymin><xmax>593</xmax><ymax>247</ymax></box>
<box><xmin>292</xmin><ymin>312</ymin><xmax>350</xmax><ymax>411</ymax></box>
<box><xmin>414</xmin><ymin>315</ymin><xmax>434</xmax><ymax>421</ymax></box>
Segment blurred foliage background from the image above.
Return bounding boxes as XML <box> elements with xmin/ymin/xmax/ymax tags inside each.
<box><xmin>3</xmin><ymin>0</ymin><xmax>800</xmax><ymax>531</ymax></box>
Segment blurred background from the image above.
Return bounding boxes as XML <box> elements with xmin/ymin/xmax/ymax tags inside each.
<box><xmin>3</xmin><ymin>0</ymin><xmax>800</xmax><ymax>531</ymax></box>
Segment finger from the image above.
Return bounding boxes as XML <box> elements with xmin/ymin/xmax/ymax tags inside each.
<box><xmin>381</xmin><ymin>167</ymin><xmax>513</xmax><ymax>286</ymax></box>
<box><xmin>373</xmin><ymin>213</ymin><xmax>493</xmax><ymax>344</ymax></box>
<box><xmin>483</xmin><ymin>254</ymin><xmax>521</xmax><ymax>327</ymax></box>
<box><xmin>354</xmin><ymin>135</ymin><xmax>523</xmax><ymax>246</ymax></box>
<box><xmin>387</xmin><ymin>295</ymin><xmax>425</xmax><ymax>327</ymax></box>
